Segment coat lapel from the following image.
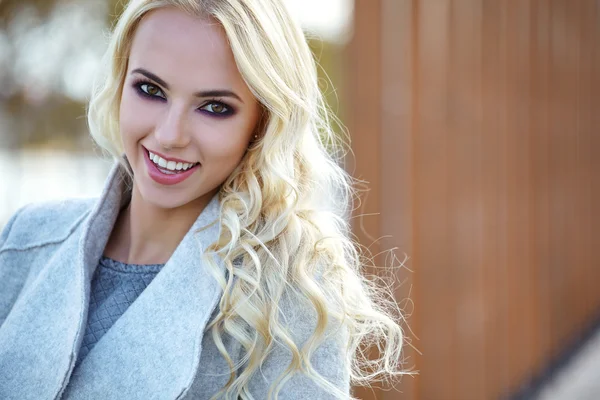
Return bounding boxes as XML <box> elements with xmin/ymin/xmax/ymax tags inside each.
<box><xmin>0</xmin><ymin>225</ymin><xmax>88</xmax><ymax>400</ymax></box>
<box><xmin>0</xmin><ymin>161</ymin><xmax>226</xmax><ymax>400</ymax></box>
<box><xmin>0</xmin><ymin>163</ymin><xmax>124</xmax><ymax>400</ymax></box>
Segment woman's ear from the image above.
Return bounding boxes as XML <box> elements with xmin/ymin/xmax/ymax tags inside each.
<box><xmin>249</xmin><ymin>108</ymin><xmax>268</xmax><ymax>146</ymax></box>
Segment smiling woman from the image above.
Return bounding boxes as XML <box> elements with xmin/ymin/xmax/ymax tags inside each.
<box><xmin>102</xmin><ymin>8</ymin><xmax>263</xmax><ymax>264</ymax></box>
<box><xmin>0</xmin><ymin>1</ymin><xmax>406</xmax><ymax>399</ymax></box>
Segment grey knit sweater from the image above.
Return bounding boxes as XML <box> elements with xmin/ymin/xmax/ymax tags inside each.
<box><xmin>74</xmin><ymin>256</ymin><xmax>164</xmax><ymax>368</ymax></box>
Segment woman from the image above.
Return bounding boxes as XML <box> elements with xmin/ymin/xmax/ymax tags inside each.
<box><xmin>0</xmin><ymin>0</ymin><xmax>405</xmax><ymax>399</ymax></box>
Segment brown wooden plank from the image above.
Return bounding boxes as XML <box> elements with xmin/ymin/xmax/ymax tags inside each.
<box><xmin>576</xmin><ymin>0</ymin><xmax>595</xmax><ymax>329</ymax></box>
<box><xmin>528</xmin><ymin>0</ymin><xmax>555</xmax><ymax>390</ymax></box>
<box><xmin>447</xmin><ymin>0</ymin><xmax>487</xmax><ymax>398</ymax></box>
<box><xmin>380</xmin><ymin>0</ymin><xmax>418</xmax><ymax>398</ymax></box>
<box><xmin>346</xmin><ymin>0</ymin><xmax>383</xmax><ymax>398</ymax></box>
<box><xmin>591</xmin><ymin>0</ymin><xmax>600</xmax><ymax>319</ymax></box>
<box><xmin>414</xmin><ymin>1</ymin><xmax>455</xmax><ymax>398</ymax></box>
<box><xmin>481</xmin><ymin>0</ymin><xmax>512</xmax><ymax>396</ymax></box>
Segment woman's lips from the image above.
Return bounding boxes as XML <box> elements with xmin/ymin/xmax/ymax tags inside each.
<box><xmin>143</xmin><ymin>147</ymin><xmax>200</xmax><ymax>186</ymax></box>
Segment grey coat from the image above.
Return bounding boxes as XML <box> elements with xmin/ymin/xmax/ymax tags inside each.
<box><xmin>0</xmin><ymin>161</ymin><xmax>350</xmax><ymax>400</ymax></box>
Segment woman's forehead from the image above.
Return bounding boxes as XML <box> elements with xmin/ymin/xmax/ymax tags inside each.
<box><xmin>128</xmin><ymin>8</ymin><xmax>246</xmax><ymax>93</ymax></box>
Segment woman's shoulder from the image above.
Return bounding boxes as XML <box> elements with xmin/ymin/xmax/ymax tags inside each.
<box><xmin>0</xmin><ymin>197</ymin><xmax>97</xmax><ymax>252</ymax></box>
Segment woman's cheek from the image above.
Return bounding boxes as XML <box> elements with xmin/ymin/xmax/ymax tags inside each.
<box><xmin>204</xmin><ymin>121</ymin><xmax>252</xmax><ymax>154</ymax></box>
<box><xmin>119</xmin><ymin>92</ymin><xmax>136</xmax><ymax>130</ymax></box>
<box><xmin>120</xmin><ymin>95</ymin><xmax>153</xmax><ymax>135</ymax></box>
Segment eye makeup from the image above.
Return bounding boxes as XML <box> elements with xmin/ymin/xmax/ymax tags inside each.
<box><xmin>130</xmin><ymin>78</ymin><xmax>236</xmax><ymax>118</ymax></box>
<box><xmin>132</xmin><ymin>79</ymin><xmax>166</xmax><ymax>100</ymax></box>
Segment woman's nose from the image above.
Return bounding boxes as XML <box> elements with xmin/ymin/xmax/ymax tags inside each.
<box><xmin>154</xmin><ymin>105</ymin><xmax>191</xmax><ymax>149</ymax></box>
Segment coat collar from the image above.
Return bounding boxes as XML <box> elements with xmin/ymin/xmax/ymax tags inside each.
<box><xmin>1</xmin><ymin>160</ymin><xmax>226</xmax><ymax>400</ymax></box>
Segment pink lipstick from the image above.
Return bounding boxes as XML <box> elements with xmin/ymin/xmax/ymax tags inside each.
<box><xmin>143</xmin><ymin>147</ymin><xmax>200</xmax><ymax>186</ymax></box>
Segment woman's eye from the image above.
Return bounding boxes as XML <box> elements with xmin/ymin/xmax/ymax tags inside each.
<box><xmin>201</xmin><ymin>102</ymin><xmax>230</xmax><ymax>115</ymax></box>
<box><xmin>139</xmin><ymin>83</ymin><xmax>165</xmax><ymax>98</ymax></box>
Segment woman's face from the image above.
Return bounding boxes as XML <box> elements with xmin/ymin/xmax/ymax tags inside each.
<box><xmin>119</xmin><ymin>7</ymin><xmax>261</xmax><ymax>211</ymax></box>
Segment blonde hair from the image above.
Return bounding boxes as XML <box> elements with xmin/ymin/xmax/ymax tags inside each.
<box><xmin>88</xmin><ymin>0</ymin><xmax>409</xmax><ymax>398</ymax></box>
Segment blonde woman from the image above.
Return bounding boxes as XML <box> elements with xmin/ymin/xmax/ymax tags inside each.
<box><xmin>0</xmin><ymin>0</ymin><xmax>406</xmax><ymax>399</ymax></box>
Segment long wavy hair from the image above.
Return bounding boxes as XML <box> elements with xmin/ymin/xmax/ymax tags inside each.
<box><xmin>87</xmin><ymin>0</ymin><xmax>408</xmax><ymax>398</ymax></box>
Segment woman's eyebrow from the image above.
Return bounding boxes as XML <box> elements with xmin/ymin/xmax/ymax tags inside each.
<box><xmin>131</xmin><ymin>68</ymin><xmax>244</xmax><ymax>103</ymax></box>
<box><xmin>197</xmin><ymin>90</ymin><xmax>243</xmax><ymax>103</ymax></box>
<box><xmin>132</xmin><ymin>68</ymin><xmax>169</xmax><ymax>89</ymax></box>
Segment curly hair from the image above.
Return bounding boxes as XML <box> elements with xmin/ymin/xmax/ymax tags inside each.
<box><xmin>87</xmin><ymin>0</ymin><xmax>408</xmax><ymax>398</ymax></box>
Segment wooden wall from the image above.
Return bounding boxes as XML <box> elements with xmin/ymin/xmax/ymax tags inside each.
<box><xmin>347</xmin><ymin>1</ymin><xmax>600</xmax><ymax>399</ymax></box>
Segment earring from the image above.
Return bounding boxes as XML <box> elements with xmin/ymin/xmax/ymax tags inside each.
<box><xmin>254</xmin><ymin>134</ymin><xmax>258</xmax><ymax>139</ymax></box>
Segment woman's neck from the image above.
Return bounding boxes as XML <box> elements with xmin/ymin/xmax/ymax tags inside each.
<box><xmin>104</xmin><ymin>184</ymin><xmax>214</xmax><ymax>265</ymax></box>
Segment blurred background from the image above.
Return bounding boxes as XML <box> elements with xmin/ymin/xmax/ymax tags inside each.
<box><xmin>1</xmin><ymin>0</ymin><xmax>599</xmax><ymax>399</ymax></box>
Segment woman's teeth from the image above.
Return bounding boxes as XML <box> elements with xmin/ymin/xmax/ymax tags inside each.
<box><xmin>148</xmin><ymin>151</ymin><xmax>198</xmax><ymax>173</ymax></box>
